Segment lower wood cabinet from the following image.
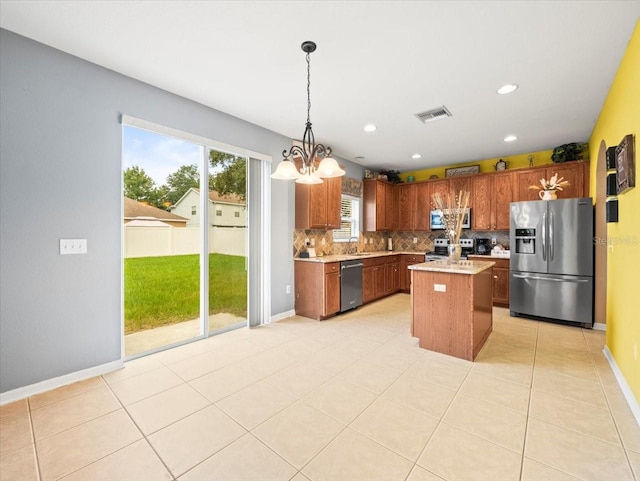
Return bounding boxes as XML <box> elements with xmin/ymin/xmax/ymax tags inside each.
<box><xmin>387</xmin><ymin>261</ymin><xmax>400</xmax><ymax>293</ymax></box>
<box><xmin>362</xmin><ymin>255</ymin><xmax>400</xmax><ymax>304</ymax></box>
<box><xmin>294</xmin><ymin>261</ymin><xmax>341</xmax><ymax>320</ymax></box>
<box><xmin>400</xmin><ymin>254</ymin><xmax>425</xmax><ymax>292</ymax></box>
<box><xmin>363</xmin><ymin>265</ymin><xmax>375</xmax><ymax>304</ymax></box>
<box><xmin>468</xmin><ymin>256</ymin><xmax>510</xmax><ymax>307</ymax></box>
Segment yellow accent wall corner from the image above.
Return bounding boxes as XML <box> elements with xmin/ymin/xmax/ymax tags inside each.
<box><xmin>589</xmin><ymin>20</ymin><xmax>640</xmax><ymax>403</ymax></box>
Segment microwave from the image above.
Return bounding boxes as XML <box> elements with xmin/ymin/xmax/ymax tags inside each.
<box><xmin>430</xmin><ymin>208</ymin><xmax>471</xmax><ymax>230</ymax></box>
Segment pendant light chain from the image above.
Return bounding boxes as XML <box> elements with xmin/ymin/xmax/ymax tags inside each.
<box><xmin>306</xmin><ymin>52</ymin><xmax>311</xmax><ymax>125</ymax></box>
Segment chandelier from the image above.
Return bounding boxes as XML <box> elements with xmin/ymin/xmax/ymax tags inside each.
<box><xmin>271</xmin><ymin>41</ymin><xmax>345</xmax><ymax>184</ymax></box>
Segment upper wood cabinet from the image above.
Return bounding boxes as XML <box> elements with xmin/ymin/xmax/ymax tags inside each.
<box><xmin>471</xmin><ymin>172</ymin><xmax>513</xmax><ymax>231</ymax></box>
<box><xmin>449</xmin><ymin>177</ymin><xmax>472</xmax><ymax>199</ymax></box>
<box><xmin>471</xmin><ymin>175</ymin><xmax>492</xmax><ymax>230</ymax></box>
<box><xmin>429</xmin><ymin>179</ymin><xmax>450</xmax><ymax>204</ymax></box>
<box><xmin>295</xmin><ymin>176</ymin><xmax>341</xmax><ymax>229</ymax></box>
<box><xmin>414</xmin><ymin>182</ymin><xmax>431</xmax><ymax>231</ymax></box>
<box><xmin>396</xmin><ymin>184</ymin><xmax>417</xmax><ymax>231</ymax></box>
<box><xmin>363</xmin><ymin>179</ymin><xmax>395</xmax><ymax>231</ymax></box>
<box><xmin>514</xmin><ymin>161</ymin><xmax>588</xmax><ymax>202</ymax></box>
<box><xmin>492</xmin><ymin>172</ymin><xmax>514</xmax><ymax>230</ymax></box>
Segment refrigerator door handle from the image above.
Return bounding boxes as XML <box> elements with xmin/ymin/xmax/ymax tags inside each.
<box><xmin>513</xmin><ymin>274</ymin><xmax>590</xmax><ymax>283</ymax></box>
<box><xmin>541</xmin><ymin>212</ymin><xmax>547</xmax><ymax>261</ymax></box>
<box><xmin>549</xmin><ymin>211</ymin><xmax>554</xmax><ymax>261</ymax></box>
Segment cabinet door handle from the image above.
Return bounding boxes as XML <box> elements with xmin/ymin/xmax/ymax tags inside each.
<box><xmin>494</xmin><ymin>276</ymin><xmax>498</xmax><ymax>279</ymax></box>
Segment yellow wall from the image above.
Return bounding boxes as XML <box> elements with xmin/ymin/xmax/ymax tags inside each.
<box><xmin>400</xmin><ymin>149</ymin><xmax>555</xmax><ymax>181</ymax></box>
<box><xmin>589</xmin><ymin>20</ymin><xmax>640</xmax><ymax>402</ymax></box>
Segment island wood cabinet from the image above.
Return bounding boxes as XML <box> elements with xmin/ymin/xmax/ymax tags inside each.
<box><xmin>468</xmin><ymin>256</ymin><xmax>510</xmax><ymax>307</ymax></box>
<box><xmin>411</xmin><ymin>265</ymin><xmax>493</xmax><ymax>361</ymax></box>
<box><xmin>471</xmin><ymin>172</ymin><xmax>514</xmax><ymax>230</ymax></box>
<box><xmin>294</xmin><ymin>261</ymin><xmax>340</xmax><ymax>320</ymax></box>
<box><xmin>514</xmin><ymin>162</ymin><xmax>589</xmax><ymax>202</ymax></box>
<box><xmin>400</xmin><ymin>254</ymin><xmax>425</xmax><ymax>292</ymax></box>
<box><xmin>363</xmin><ymin>179</ymin><xmax>395</xmax><ymax>231</ymax></box>
<box><xmin>295</xmin><ymin>176</ymin><xmax>341</xmax><ymax>229</ymax></box>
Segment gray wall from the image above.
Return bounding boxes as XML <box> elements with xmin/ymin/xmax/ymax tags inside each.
<box><xmin>0</xmin><ymin>29</ymin><xmax>363</xmax><ymax>394</ymax></box>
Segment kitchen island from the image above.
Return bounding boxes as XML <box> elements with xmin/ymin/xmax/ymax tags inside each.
<box><xmin>409</xmin><ymin>260</ymin><xmax>495</xmax><ymax>361</ymax></box>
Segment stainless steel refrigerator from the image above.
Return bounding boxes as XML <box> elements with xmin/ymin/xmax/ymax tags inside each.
<box><xmin>510</xmin><ymin>197</ymin><xmax>594</xmax><ymax>328</ymax></box>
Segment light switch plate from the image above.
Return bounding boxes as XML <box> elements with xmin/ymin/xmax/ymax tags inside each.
<box><xmin>60</xmin><ymin>239</ymin><xmax>87</xmax><ymax>255</ymax></box>
<box><xmin>434</xmin><ymin>284</ymin><xmax>446</xmax><ymax>292</ymax></box>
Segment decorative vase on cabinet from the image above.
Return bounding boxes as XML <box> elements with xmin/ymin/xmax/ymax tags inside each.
<box><xmin>539</xmin><ymin>190</ymin><xmax>558</xmax><ymax>201</ymax></box>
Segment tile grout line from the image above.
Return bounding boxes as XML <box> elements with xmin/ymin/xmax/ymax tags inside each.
<box><xmin>101</xmin><ymin>374</ymin><xmax>179</xmax><ymax>481</ymax></box>
<box><xmin>26</xmin><ymin>397</ymin><xmax>43</xmax><ymax>481</ymax></box>
<box><xmin>518</xmin><ymin>316</ymin><xmax>540</xmax><ymax>481</ymax></box>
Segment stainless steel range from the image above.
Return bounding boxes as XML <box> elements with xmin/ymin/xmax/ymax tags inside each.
<box><xmin>425</xmin><ymin>238</ymin><xmax>474</xmax><ymax>261</ymax></box>
<box><xmin>425</xmin><ymin>238</ymin><xmax>449</xmax><ymax>261</ymax></box>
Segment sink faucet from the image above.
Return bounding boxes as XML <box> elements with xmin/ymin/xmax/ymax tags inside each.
<box><xmin>348</xmin><ymin>236</ymin><xmax>358</xmax><ymax>254</ymax></box>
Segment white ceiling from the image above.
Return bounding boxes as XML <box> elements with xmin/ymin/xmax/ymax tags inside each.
<box><xmin>1</xmin><ymin>1</ymin><xmax>638</xmax><ymax>171</ymax></box>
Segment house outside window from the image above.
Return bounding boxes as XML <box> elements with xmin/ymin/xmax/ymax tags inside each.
<box><xmin>191</xmin><ymin>206</ymin><xmax>196</xmax><ymax>215</ymax></box>
<box><xmin>216</xmin><ymin>209</ymin><xmax>222</xmax><ymax>216</ymax></box>
<box><xmin>234</xmin><ymin>211</ymin><xmax>240</xmax><ymax>218</ymax></box>
<box><xmin>333</xmin><ymin>195</ymin><xmax>360</xmax><ymax>242</ymax></box>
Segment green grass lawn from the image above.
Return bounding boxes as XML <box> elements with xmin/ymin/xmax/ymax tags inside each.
<box><xmin>124</xmin><ymin>254</ymin><xmax>247</xmax><ymax>333</ymax></box>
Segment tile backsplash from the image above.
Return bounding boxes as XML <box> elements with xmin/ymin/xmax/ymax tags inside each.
<box><xmin>293</xmin><ymin>229</ymin><xmax>509</xmax><ymax>257</ymax></box>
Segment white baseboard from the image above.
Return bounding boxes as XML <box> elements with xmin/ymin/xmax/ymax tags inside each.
<box><xmin>593</xmin><ymin>322</ymin><xmax>606</xmax><ymax>331</ymax></box>
<box><xmin>0</xmin><ymin>359</ymin><xmax>123</xmax><ymax>406</ymax></box>
<box><xmin>603</xmin><ymin>346</ymin><xmax>640</xmax><ymax>426</ymax></box>
<box><xmin>270</xmin><ymin>309</ymin><xmax>295</xmax><ymax>323</ymax></box>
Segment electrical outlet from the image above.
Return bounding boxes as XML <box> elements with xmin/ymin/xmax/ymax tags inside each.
<box><xmin>286</xmin><ymin>285</ymin><xmax>291</xmax><ymax>294</ymax></box>
<box><xmin>310</xmin><ymin>238</ymin><xmax>315</xmax><ymax>247</ymax></box>
<box><xmin>434</xmin><ymin>284</ymin><xmax>446</xmax><ymax>292</ymax></box>
<box><xmin>413</xmin><ymin>237</ymin><xmax>418</xmax><ymax>244</ymax></box>
<box><xmin>491</xmin><ymin>237</ymin><xmax>497</xmax><ymax>246</ymax></box>
<box><xmin>60</xmin><ymin>239</ymin><xmax>87</xmax><ymax>255</ymax></box>
<box><xmin>321</xmin><ymin>238</ymin><xmax>326</xmax><ymax>246</ymax></box>
<box><xmin>369</xmin><ymin>237</ymin><xmax>373</xmax><ymax>244</ymax></box>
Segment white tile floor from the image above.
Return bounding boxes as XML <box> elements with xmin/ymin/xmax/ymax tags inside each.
<box><xmin>1</xmin><ymin>294</ymin><xmax>638</xmax><ymax>481</ymax></box>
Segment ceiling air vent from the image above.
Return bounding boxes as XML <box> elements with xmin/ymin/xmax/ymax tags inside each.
<box><xmin>415</xmin><ymin>106</ymin><xmax>452</xmax><ymax>123</ymax></box>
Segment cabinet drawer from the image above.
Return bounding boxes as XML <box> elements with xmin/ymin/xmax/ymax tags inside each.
<box><xmin>491</xmin><ymin>258</ymin><xmax>510</xmax><ymax>269</ymax></box>
<box><xmin>385</xmin><ymin>255</ymin><xmax>400</xmax><ymax>264</ymax></box>
<box><xmin>403</xmin><ymin>254</ymin><xmax>424</xmax><ymax>263</ymax></box>
<box><xmin>324</xmin><ymin>262</ymin><xmax>340</xmax><ymax>273</ymax></box>
<box><xmin>363</xmin><ymin>257</ymin><xmax>386</xmax><ymax>267</ymax></box>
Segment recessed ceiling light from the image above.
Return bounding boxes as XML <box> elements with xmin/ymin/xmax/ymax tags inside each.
<box><xmin>497</xmin><ymin>84</ymin><xmax>518</xmax><ymax>95</ymax></box>
<box><xmin>364</xmin><ymin>124</ymin><xmax>377</xmax><ymax>132</ymax></box>
<box><xmin>412</xmin><ymin>154</ymin><xmax>422</xmax><ymax>159</ymax></box>
<box><xmin>504</xmin><ymin>135</ymin><xmax>518</xmax><ymax>142</ymax></box>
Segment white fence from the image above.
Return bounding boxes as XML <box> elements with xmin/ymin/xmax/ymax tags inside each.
<box><xmin>124</xmin><ymin>226</ymin><xmax>246</xmax><ymax>258</ymax></box>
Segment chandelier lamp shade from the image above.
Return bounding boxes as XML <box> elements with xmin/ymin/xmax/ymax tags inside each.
<box><xmin>271</xmin><ymin>41</ymin><xmax>345</xmax><ymax>184</ymax></box>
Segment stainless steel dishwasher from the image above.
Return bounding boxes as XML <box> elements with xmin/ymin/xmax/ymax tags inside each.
<box><xmin>340</xmin><ymin>260</ymin><xmax>363</xmax><ymax>312</ymax></box>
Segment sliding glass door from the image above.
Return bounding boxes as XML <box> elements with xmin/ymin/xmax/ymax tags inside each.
<box><xmin>122</xmin><ymin>125</ymin><xmax>249</xmax><ymax>357</ymax></box>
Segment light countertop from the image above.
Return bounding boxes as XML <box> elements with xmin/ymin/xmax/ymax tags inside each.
<box><xmin>409</xmin><ymin>260</ymin><xmax>495</xmax><ymax>275</ymax></box>
<box><xmin>294</xmin><ymin>251</ymin><xmax>423</xmax><ymax>263</ymax></box>
<box><xmin>468</xmin><ymin>252</ymin><xmax>511</xmax><ymax>259</ymax></box>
